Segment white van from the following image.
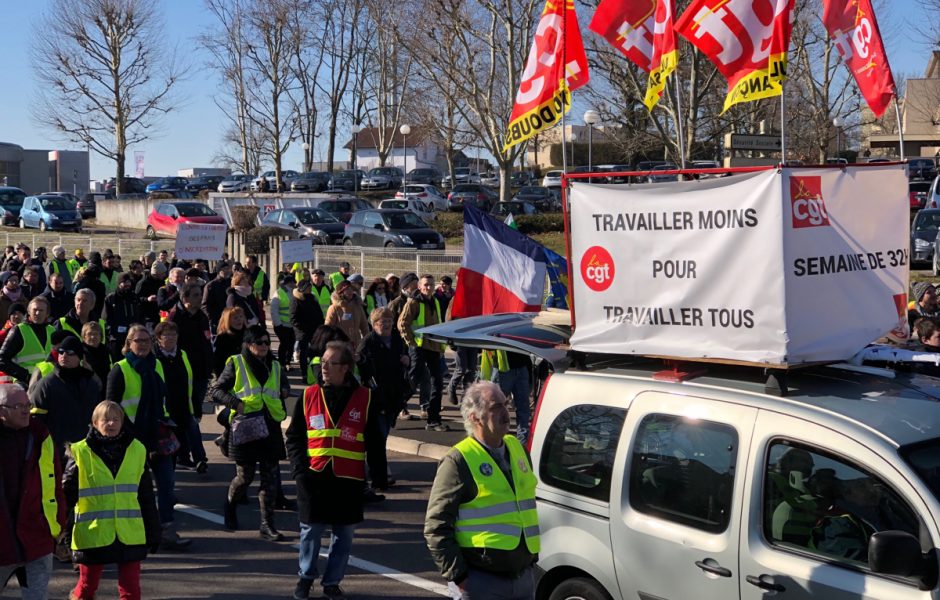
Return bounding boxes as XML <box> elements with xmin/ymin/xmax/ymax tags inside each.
<box><xmin>422</xmin><ymin>311</ymin><xmax>940</xmax><ymax>600</ymax></box>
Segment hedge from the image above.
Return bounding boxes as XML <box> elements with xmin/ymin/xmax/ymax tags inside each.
<box><xmin>432</xmin><ymin>211</ymin><xmax>565</xmax><ymax>238</ymax></box>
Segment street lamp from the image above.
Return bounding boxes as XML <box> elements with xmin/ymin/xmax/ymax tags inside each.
<box><xmin>302</xmin><ymin>142</ymin><xmax>310</xmax><ymax>173</ymax></box>
<box><xmin>584</xmin><ymin>109</ymin><xmax>600</xmax><ymax>172</ymax></box>
<box><xmin>351</xmin><ymin>123</ymin><xmax>360</xmax><ymax>192</ymax></box>
<box><xmin>399</xmin><ymin>124</ymin><xmax>411</xmax><ymax>175</ymax></box>
<box><xmin>832</xmin><ymin>117</ymin><xmax>842</xmax><ymax>158</ymax></box>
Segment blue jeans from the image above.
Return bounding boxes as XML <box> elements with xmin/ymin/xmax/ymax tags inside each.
<box><xmin>0</xmin><ymin>553</ymin><xmax>53</xmax><ymax>600</ymax></box>
<box><xmin>497</xmin><ymin>367</ymin><xmax>531</xmax><ymax>443</ymax></box>
<box><xmin>298</xmin><ymin>522</ymin><xmax>356</xmax><ymax>586</ymax></box>
<box><xmin>149</xmin><ymin>454</ymin><xmax>176</xmax><ymax>524</ymax></box>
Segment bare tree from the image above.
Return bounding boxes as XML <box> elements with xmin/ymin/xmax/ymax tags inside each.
<box><xmin>212</xmin><ymin>123</ymin><xmax>267</xmax><ymax>174</ymax></box>
<box><xmin>32</xmin><ymin>0</ymin><xmax>183</xmax><ymax>196</ymax></box>
<box><xmin>286</xmin><ymin>0</ymin><xmax>327</xmax><ymax>173</ymax></box>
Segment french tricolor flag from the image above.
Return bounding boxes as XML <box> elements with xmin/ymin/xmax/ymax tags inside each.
<box><xmin>450</xmin><ymin>205</ymin><xmax>547</xmax><ymax>318</ymax></box>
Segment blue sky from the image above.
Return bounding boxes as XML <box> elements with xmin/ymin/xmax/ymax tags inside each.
<box><xmin>1</xmin><ymin>0</ymin><xmax>933</xmax><ymax>181</ymax></box>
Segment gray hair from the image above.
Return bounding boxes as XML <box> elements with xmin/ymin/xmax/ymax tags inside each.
<box><xmin>52</xmin><ymin>245</ymin><xmax>65</xmax><ymax>256</ymax></box>
<box><xmin>460</xmin><ymin>381</ymin><xmax>503</xmax><ymax>436</ymax></box>
<box><xmin>0</xmin><ymin>383</ymin><xmax>27</xmax><ymax>407</ymax></box>
<box><xmin>75</xmin><ymin>288</ymin><xmax>96</xmax><ymax>303</ymax></box>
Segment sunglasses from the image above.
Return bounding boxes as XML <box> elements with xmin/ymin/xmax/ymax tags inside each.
<box><xmin>252</xmin><ymin>340</ymin><xmax>271</xmax><ymax>346</ymax></box>
<box><xmin>58</xmin><ymin>348</ymin><xmax>78</xmax><ymax>356</ymax></box>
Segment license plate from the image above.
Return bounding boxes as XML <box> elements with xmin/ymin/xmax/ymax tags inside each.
<box><xmin>420</xmin><ymin>243</ymin><xmax>437</xmax><ymax>249</ymax></box>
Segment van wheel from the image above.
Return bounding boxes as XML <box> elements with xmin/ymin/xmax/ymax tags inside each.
<box><xmin>18</xmin><ymin>218</ymin><xmax>25</xmax><ymax>229</ymax></box>
<box><xmin>146</xmin><ymin>226</ymin><xmax>157</xmax><ymax>240</ymax></box>
<box><xmin>548</xmin><ymin>577</ymin><xmax>612</xmax><ymax>600</ymax></box>
<box><xmin>343</xmin><ymin>239</ymin><xmax>353</xmax><ymax>246</ymax></box>
<box><xmin>39</xmin><ymin>220</ymin><xmax>47</xmax><ymax>232</ymax></box>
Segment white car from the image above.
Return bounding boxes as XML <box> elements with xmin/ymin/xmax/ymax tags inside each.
<box><xmin>395</xmin><ymin>184</ymin><xmax>447</xmax><ymax>211</ymax></box>
<box><xmin>378</xmin><ymin>198</ymin><xmax>436</xmax><ymax>221</ymax></box>
<box><xmin>441</xmin><ymin>167</ymin><xmax>481</xmax><ymax>188</ymax></box>
<box><xmin>250</xmin><ymin>170</ymin><xmax>300</xmax><ymax>192</ymax></box>
<box><xmin>217</xmin><ymin>174</ymin><xmax>253</xmax><ymax>192</ymax></box>
<box><xmin>542</xmin><ymin>170</ymin><xmax>563</xmax><ymax>188</ymax></box>
<box><xmin>480</xmin><ymin>172</ymin><xmax>500</xmax><ymax>188</ymax></box>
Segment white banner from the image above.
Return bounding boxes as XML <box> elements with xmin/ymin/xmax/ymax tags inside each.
<box><xmin>134</xmin><ymin>151</ymin><xmax>145</xmax><ymax>179</ymax></box>
<box><xmin>174</xmin><ymin>223</ymin><xmax>227</xmax><ymax>261</ymax></box>
<box><xmin>280</xmin><ymin>239</ymin><xmax>314</xmax><ymax>264</ymax></box>
<box><xmin>568</xmin><ymin>166</ymin><xmax>909</xmax><ymax>365</ymax></box>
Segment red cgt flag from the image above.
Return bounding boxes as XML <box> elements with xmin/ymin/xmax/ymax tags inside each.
<box><xmin>643</xmin><ymin>0</ymin><xmax>679</xmax><ymax>111</ymax></box>
<box><xmin>503</xmin><ymin>0</ymin><xmax>589</xmax><ymax>151</ymax></box>
<box><xmin>589</xmin><ymin>0</ymin><xmax>658</xmax><ymax>72</ymax></box>
<box><xmin>675</xmin><ymin>0</ymin><xmax>795</xmax><ymax>112</ymax></box>
<box><xmin>822</xmin><ymin>0</ymin><xmax>896</xmax><ymax>117</ymax></box>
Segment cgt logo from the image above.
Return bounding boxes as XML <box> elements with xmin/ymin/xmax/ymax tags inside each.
<box><xmin>580</xmin><ymin>246</ymin><xmax>615</xmax><ymax>292</ymax></box>
<box><xmin>790</xmin><ymin>176</ymin><xmax>830</xmax><ymax>228</ymax></box>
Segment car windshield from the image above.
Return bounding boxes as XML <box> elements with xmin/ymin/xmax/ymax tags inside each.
<box><xmin>546</xmin><ymin>171</ymin><xmax>563</xmax><ymax>177</ymax></box>
<box><xmin>403</xmin><ymin>186</ymin><xmax>427</xmax><ymax>194</ymax></box>
<box><xmin>455</xmin><ymin>168</ymin><xmax>470</xmax><ymax>175</ymax></box>
<box><xmin>518</xmin><ymin>187</ymin><xmax>544</xmax><ymax>195</ymax></box>
<box><xmin>911</xmin><ymin>182</ymin><xmax>932</xmax><ymax>192</ymax></box>
<box><xmin>176</xmin><ymin>203</ymin><xmax>217</xmax><ymax>217</ymax></box>
<box><xmin>910</xmin><ymin>159</ymin><xmax>934</xmax><ymax>167</ymax></box>
<box><xmin>914</xmin><ymin>212</ymin><xmax>940</xmax><ymax>231</ymax></box>
<box><xmin>902</xmin><ymin>440</ymin><xmax>940</xmax><ymax>503</ymax></box>
<box><xmin>381</xmin><ymin>201</ymin><xmax>410</xmax><ymax>210</ymax></box>
<box><xmin>39</xmin><ymin>197</ymin><xmax>73</xmax><ymax>210</ymax></box>
<box><xmin>385</xmin><ymin>212</ymin><xmax>426</xmax><ymax>229</ymax></box>
<box><xmin>295</xmin><ymin>209</ymin><xmax>338</xmax><ymax>224</ymax></box>
<box><xmin>301</xmin><ymin>172</ymin><xmax>327</xmax><ymax>179</ymax></box>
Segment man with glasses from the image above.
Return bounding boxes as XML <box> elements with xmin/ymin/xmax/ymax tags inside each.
<box><xmin>0</xmin><ymin>383</ymin><xmax>66</xmax><ymax>599</ymax></box>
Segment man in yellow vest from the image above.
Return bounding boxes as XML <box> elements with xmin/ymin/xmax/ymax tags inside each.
<box><xmin>0</xmin><ymin>383</ymin><xmax>66</xmax><ymax>599</ymax></box>
<box><xmin>310</xmin><ymin>269</ymin><xmax>333</xmax><ymax>317</ymax></box>
<box><xmin>399</xmin><ymin>275</ymin><xmax>448</xmax><ymax>431</ymax></box>
<box><xmin>424</xmin><ymin>381</ymin><xmax>539</xmax><ymax>599</ymax></box>
<box><xmin>328</xmin><ymin>261</ymin><xmax>351</xmax><ymax>289</ymax></box>
<box><xmin>270</xmin><ymin>273</ymin><xmax>296</xmax><ymax>371</ymax></box>
<box><xmin>285</xmin><ymin>341</ymin><xmax>386</xmax><ymax>600</ymax></box>
<box><xmin>245</xmin><ymin>254</ymin><xmax>269</xmax><ymax>302</ymax></box>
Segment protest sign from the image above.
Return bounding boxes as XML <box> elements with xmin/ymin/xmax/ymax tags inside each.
<box><xmin>174</xmin><ymin>223</ymin><xmax>227</xmax><ymax>261</ymax></box>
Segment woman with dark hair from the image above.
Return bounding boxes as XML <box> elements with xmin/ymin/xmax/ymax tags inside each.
<box><xmin>211</xmin><ymin>324</ymin><xmax>290</xmax><ymax>541</ymax></box>
<box><xmin>291</xmin><ymin>279</ymin><xmax>324</xmax><ymax>383</ymax></box>
<box><xmin>385</xmin><ymin>274</ymin><xmax>400</xmax><ymax>302</ymax></box>
<box><xmin>363</xmin><ymin>278</ymin><xmax>389</xmax><ymax>317</ymax></box>
<box><xmin>213</xmin><ymin>306</ymin><xmax>246</xmax><ymax>378</ymax></box>
<box><xmin>226</xmin><ymin>271</ymin><xmax>262</xmax><ymax>327</ymax></box>
<box><xmin>305</xmin><ymin>325</ymin><xmax>350</xmax><ymax>386</ymax></box>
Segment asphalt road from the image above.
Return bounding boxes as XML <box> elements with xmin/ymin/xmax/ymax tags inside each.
<box><xmin>2</xmin><ymin>416</ymin><xmax>451</xmax><ymax>600</ymax></box>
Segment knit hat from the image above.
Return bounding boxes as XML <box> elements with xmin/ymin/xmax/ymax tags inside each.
<box><xmin>58</xmin><ymin>335</ymin><xmax>85</xmax><ymax>359</ymax></box>
<box><xmin>400</xmin><ymin>272</ymin><xmax>418</xmax><ymax>289</ymax></box>
<box><xmin>7</xmin><ymin>303</ymin><xmax>25</xmax><ymax>316</ymax></box>
<box><xmin>0</xmin><ymin>271</ymin><xmax>15</xmax><ymax>285</ymax></box>
<box><xmin>912</xmin><ymin>281</ymin><xmax>935</xmax><ymax>303</ymax></box>
<box><xmin>151</xmin><ymin>262</ymin><xmax>168</xmax><ymax>276</ymax></box>
<box><xmin>348</xmin><ymin>273</ymin><xmax>364</xmax><ymax>285</ymax></box>
<box><xmin>335</xmin><ymin>280</ymin><xmax>352</xmax><ymax>293</ymax></box>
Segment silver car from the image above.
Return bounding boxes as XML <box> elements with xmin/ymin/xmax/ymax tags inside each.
<box><xmin>542</xmin><ymin>170</ymin><xmax>563</xmax><ymax>188</ymax></box>
<box><xmin>217</xmin><ymin>174</ymin><xmax>253</xmax><ymax>192</ymax></box>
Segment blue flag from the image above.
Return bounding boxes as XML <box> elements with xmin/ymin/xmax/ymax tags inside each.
<box><xmin>542</xmin><ymin>247</ymin><xmax>569</xmax><ymax>309</ymax></box>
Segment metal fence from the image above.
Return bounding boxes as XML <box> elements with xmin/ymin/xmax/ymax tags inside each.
<box><xmin>310</xmin><ymin>247</ymin><xmax>463</xmax><ymax>281</ymax></box>
<box><xmin>0</xmin><ymin>231</ymin><xmax>166</xmax><ymax>260</ymax></box>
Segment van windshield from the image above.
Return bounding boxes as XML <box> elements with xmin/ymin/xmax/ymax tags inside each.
<box><xmin>902</xmin><ymin>440</ymin><xmax>940</xmax><ymax>501</ymax></box>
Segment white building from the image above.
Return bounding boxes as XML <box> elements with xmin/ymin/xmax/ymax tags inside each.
<box><xmin>345</xmin><ymin>127</ymin><xmax>447</xmax><ymax>172</ymax></box>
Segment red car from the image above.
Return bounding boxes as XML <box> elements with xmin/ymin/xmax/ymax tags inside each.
<box><xmin>147</xmin><ymin>201</ymin><xmax>226</xmax><ymax>239</ymax></box>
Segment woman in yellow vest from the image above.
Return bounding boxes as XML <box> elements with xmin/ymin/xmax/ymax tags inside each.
<box><xmin>0</xmin><ymin>295</ymin><xmax>54</xmax><ymax>386</ymax></box>
<box><xmin>64</xmin><ymin>400</ymin><xmax>160</xmax><ymax>600</ymax></box>
<box><xmin>211</xmin><ymin>324</ymin><xmax>291</xmax><ymax>541</ymax></box>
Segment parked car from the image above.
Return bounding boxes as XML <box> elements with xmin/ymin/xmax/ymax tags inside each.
<box><xmin>361</xmin><ymin>167</ymin><xmax>404</xmax><ymax>190</ymax></box>
<box><xmin>542</xmin><ymin>170</ymin><xmax>564</xmax><ymax>188</ymax></box>
<box><xmin>911</xmin><ymin>181</ymin><xmax>932</xmax><ymax>210</ymax></box>
<box><xmin>405</xmin><ymin>168</ymin><xmax>443</xmax><ymax>185</ymax></box>
<box><xmin>185</xmin><ymin>175</ymin><xmax>225</xmax><ymax>194</ymax></box>
<box><xmin>378</xmin><ymin>198</ymin><xmax>436</xmax><ymax>222</ymax></box>
<box><xmin>260</xmin><ymin>207</ymin><xmax>344</xmax><ymax>245</ymax></box>
<box><xmin>329</xmin><ymin>169</ymin><xmax>366</xmax><ymax>192</ymax></box>
<box><xmin>633</xmin><ymin>160</ymin><xmax>668</xmax><ymax>183</ymax></box>
<box><xmin>217</xmin><ymin>174</ymin><xmax>253</xmax><ymax>193</ymax></box>
<box><xmin>146</xmin><ymin>201</ymin><xmax>225</xmax><ymax>239</ymax></box>
<box><xmin>491</xmin><ymin>201</ymin><xmax>538</xmax><ymax>217</ymax></box>
<box><xmin>395</xmin><ymin>184</ymin><xmax>448</xmax><ymax>211</ymax></box>
<box><xmin>928</xmin><ymin>175</ymin><xmax>940</xmax><ymax>209</ymax></box>
<box><xmin>447</xmin><ymin>184</ymin><xmax>496</xmax><ymax>211</ymax></box>
<box><xmin>0</xmin><ymin>187</ymin><xmax>26</xmax><ymax>226</ymax></box>
<box><xmin>145</xmin><ymin>176</ymin><xmax>189</xmax><ymax>194</ymax></box>
<box><xmin>77</xmin><ymin>192</ymin><xmax>106</xmax><ymax>219</ymax></box>
<box><xmin>510</xmin><ymin>171</ymin><xmax>534</xmax><ymax>187</ymax></box>
<box><xmin>691</xmin><ymin>160</ymin><xmax>722</xmax><ymax>179</ymax></box>
<box><xmin>513</xmin><ymin>186</ymin><xmax>555</xmax><ymax>211</ymax></box>
<box><xmin>250</xmin><ymin>170</ymin><xmax>300</xmax><ymax>192</ymax></box>
<box><xmin>42</xmin><ymin>191</ymin><xmax>80</xmax><ymax>208</ymax></box>
<box><xmin>909</xmin><ymin>157</ymin><xmax>938</xmax><ymax>181</ymax></box>
<box><xmin>480</xmin><ymin>172</ymin><xmax>500</xmax><ymax>188</ymax></box>
<box><xmin>911</xmin><ymin>208</ymin><xmax>940</xmax><ymax>266</ymax></box>
<box><xmin>343</xmin><ymin>209</ymin><xmax>444</xmax><ymax>249</ymax></box>
<box><xmin>419</xmin><ymin>310</ymin><xmax>940</xmax><ymax>600</ymax></box>
<box><xmin>648</xmin><ymin>163</ymin><xmax>679</xmax><ymax>183</ymax></box>
<box><xmin>441</xmin><ymin>167</ymin><xmax>481</xmax><ymax>188</ymax></box>
<box><xmin>306</xmin><ymin>197</ymin><xmax>374</xmax><ymax>223</ymax></box>
<box><xmin>18</xmin><ymin>194</ymin><xmax>82</xmax><ymax>232</ymax></box>
<box><xmin>595</xmin><ymin>164</ymin><xmax>632</xmax><ymax>184</ymax></box>
<box><xmin>147</xmin><ymin>190</ymin><xmax>194</xmax><ymax>200</ymax></box>
<box><xmin>104</xmin><ymin>177</ymin><xmax>147</xmax><ymax>195</ymax></box>
<box><xmin>290</xmin><ymin>172</ymin><xmax>333</xmax><ymax>193</ymax></box>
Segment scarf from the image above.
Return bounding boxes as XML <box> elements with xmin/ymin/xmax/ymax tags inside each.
<box><xmin>234</xmin><ymin>285</ymin><xmax>252</xmax><ymax>297</ymax></box>
<box><xmin>86</xmin><ymin>427</ymin><xmax>133</xmax><ymax>476</ymax></box>
<box><xmin>2</xmin><ymin>286</ymin><xmax>22</xmax><ymax>302</ymax></box>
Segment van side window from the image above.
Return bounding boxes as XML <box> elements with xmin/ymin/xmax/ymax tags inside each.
<box><xmin>539</xmin><ymin>405</ymin><xmax>625</xmax><ymax>501</ymax></box>
<box><xmin>629</xmin><ymin>414</ymin><xmax>737</xmax><ymax>533</ymax></box>
<box><xmin>763</xmin><ymin>441</ymin><xmax>919</xmax><ymax>569</ymax></box>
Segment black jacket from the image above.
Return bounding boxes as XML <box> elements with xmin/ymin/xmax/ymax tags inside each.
<box><xmin>74</xmin><ymin>267</ymin><xmax>106</xmax><ymax>320</ymax></box>
<box><xmin>63</xmin><ymin>428</ymin><xmax>160</xmax><ymax>565</ymax></box>
<box><xmin>226</xmin><ymin>288</ymin><xmax>262</xmax><ymax>325</ymax></box>
<box><xmin>105</xmin><ymin>353</ymin><xmax>168</xmax><ymax>452</ymax></box>
<box><xmin>209</xmin><ymin>350</ymin><xmax>289</xmax><ymax>463</ymax></box>
<box><xmin>168</xmin><ymin>304</ymin><xmax>213</xmax><ymax>381</ymax></box>
<box><xmin>135</xmin><ymin>275</ymin><xmax>164</xmax><ymax>326</ymax></box>
<box><xmin>156</xmin><ymin>284</ymin><xmax>180</xmax><ymax>316</ymax></box>
<box><xmin>83</xmin><ymin>343</ymin><xmax>111</xmax><ymax>396</ymax></box>
<box><xmin>290</xmin><ymin>291</ymin><xmax>324</xmax><ymax>339</ymax></box>
<box><xmin>285</xmin><ymin>374</ymin><xmax>386</xmax><ymax>524</ymax></box>
<box><xmin>154</xmin><ymin>346</ymin><xmax>197</xmax><ymax>422</ymax></box>
<box><xmin>29</xmin><ymin>364</ymin><xmax>102</xmax><ymax>452</ymax></box>
<box><xmin>41</xmin><ymin>287</ymin><xmax>73</xmax><ymax>321</ymax></box>
<box><xmin>212</xmin><ymin>329</ymin><xmax>244</xmax><ymax>378</ymax></box>
<box><xmin>102</xmin><ymin>290</ymin><xmax>140</xmax><ymax>343</ymax></box>
<box><xmin>202</xmin><ymin>275</ymin><xmax>230</xmax><ymax>328</ymax></box>
<box><xmin>357</xmin><ymin>331</ymin><xmax>411</xmax><ymax>413</ymax></box>
<box><xmin>0</xmin><ymin>323</ymin><xmax>52</xmax><ymax>384</ymax></box>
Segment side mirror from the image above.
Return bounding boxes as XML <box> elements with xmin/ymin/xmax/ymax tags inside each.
<box><xmin>290</xmin><ymin>221</ymin><xmax>299</xmax><ymax>228</ymax></box>
<box><xmin>171</xmin><ymin>214</ymin><xmax>178</xmax><ymax>220</ymax></box>
<box><xmin>869</xmin><ymin>531</ymin><xmax>938</xmax><ymax>589</ymax></box>
<box><xmin>374</xmin><ymin>223</ymin><xmax>385</xmax><ymax>230</ymax></box>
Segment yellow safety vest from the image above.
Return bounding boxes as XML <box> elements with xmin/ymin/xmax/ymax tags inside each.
<box><xmin>252</xmin><ymin>269</ymin><xmax>266</xmax><ymax>299</ymax></box>
<box><xmin>291</xmin><ymin>263</ymin><xmax>306</xmax><ymax>284</ymax></box>
<box><xmin>454</xmin><ymin>435</ymin><xmax>540</xmax><ymax>552</ymax></box>
<box><xmin>99</xmin><ymin>271</ymin><xmax>119</xmax><ymax>295</ymax></box>
<box><xmin>329</xmin><ymin>271</ymin><xmax>346</xmax><ymax>288</ymax></box>
<box><xmin>14</xmin><ymin>323</ymin><xmax>54</xmax><ymax>375</ymax></box>
<box><xmin>227</xmin><ymin>354</ymin><xmax>285</xmax><ymax>422</ymax></box>
<box><xmin>276</xmin><ymin>287</ymin><xmax>292</xmax><ymax>323</ymax></box>
<box><xmin>58</xmin><ymin>317</ymin><xmax>105</xmax><ymax>340</ymax></box>
<box><xmin>116</xmin><ymin>359</ymin><xmax>168</xmax><ymax>422</ymax></box>
<box><xmin>313</xmin><ymin>285</ymin><xmax>332</xmax><ymax>314</ymax></box>
<box><xmin>414</xmin><ymin>298</ymin><xmax>442</xmax><ymax>347</ymax></box>
<box><xmin>35</xmin><ymin>433</ymin><xmax>61</xmax><ymax>539</ymax></box>
<box><xmin>479</xmin><ymin>350</ymin><xmax>510</xmax><ymax>381</ymax></box>
<box><xmin>51</xmin><ymin>259</ymin><xmax>79</xmax><ymax>280</ymax></box>
<box><xmin>70</xmin><ymin>438</ymin><xmax>146</xmax><ymax>550</ymax></box>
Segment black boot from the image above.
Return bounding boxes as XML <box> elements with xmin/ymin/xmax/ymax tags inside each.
<box><xmin>274</xmin><ymin>493</ymin><xmax>297</xmax><ymax>511</ymax></box>
<box><xmin>258</xmin><ymin>496</ymin><xmax>284</xmax><ymax>541</ymax></box>
<box><xmin>223</xmin><ymin>499</ymin><xmax>238</xmax><ymax>531</ymax></box>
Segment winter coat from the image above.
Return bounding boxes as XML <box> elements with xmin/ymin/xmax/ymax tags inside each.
<box><xmin>212</xmin><ymin>329</ymin><xmax>244</xmax><ymax>378</ymax></box>
<box><xmin>202</xmin><ymin>275</ymin><xmax>231</xmax><ymax>328</ymax></box>
<box><xmin>209</xmin><ymin>350</ymin><xmax>289</xmax><ymax>464</ymax></box>
<box><xmin>398</xmin><ymin>290</ymin><xmax>446</xmax><ymax>353</ymax></box>
<box><xmin>0</xmin><ymin>418</ymin><xmax>66</xmax><ymax>567</ymax></box>
<box><xmin>324</xmin><ymin>291</ymin><xmax>369</xmax><ymax>350</ymax></box>
<box><xmin>0</xmin><ymin>322</ymin><xmax>52</xmax><ymax>384</ymax></box>
<box><xmin>357</xmin><ymin>330</ymin><xmax>411</xmax><ymax>414</ymax></box>
<box><xmin>83</xmin><ymin>343</ymin><xmax>112</xmax><ymax>396</ymax></box>
<box><xmin>102</xmin><ymin>290</ymin><xmax>141</xmax><ymax>344</ymax></box>
<box><xmin>168</xmin><ymin>304</ymin><xmax>213</xmax><ymax>381</ymax></box>
<box><xmin>105</xmin><ymin>352</ymin><xmax>168</xmax><ymax>452</ymax></box>
<box><xmin>29</xmin><ymin>364</ymin><xmax>102</xmax><ymax>453</ymax></box>
<box><xmin>285</xmin><ymin>374</ymin><xmax>385</xmax><ymax>524</ymax></box>
<box><xmin>74</xmin><ymin>267</ymin><xmax>106</xmax><ymax>320</ymax></box>
<box><xmin>135</xmin><ymin>275</ymin><xmax>164</xmax><ymax>327</ymax></box>
<box><xmin>289</xmin><ymin>289</ymin><xmax>324</xmax><ymax>340</ymax></box>
<box><xmin>41</xmin><ymin>286</ymin><xmax>73</xmax><ymax>321</ymax></box>
<box><xmin>154</xmin><ymin>347</ymin><xmax>195</xmax><ymax>424</ymax></box>
<box><xmin>387</xmin><ymin>291</ymin><xmax>411</xmax><ymax>328</ymax></box>
<box><xmin>226</xmin><ymin>288</ymin><xmax>262</xmax><ymax>326</ymax></box>
<box><xmin>63</xmin><ymin>427</ymin><xmax>160</xmax><ymax>565</ymax></box>
<box><xmin>156</xmin><ymin>284</ymin><xmax>180</xmax><ymax>316</ymax></box>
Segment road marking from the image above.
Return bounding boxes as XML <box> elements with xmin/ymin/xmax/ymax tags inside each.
<box><xmin>177</xmin><ymin>504</ymin><xmax>451</xmax><ymax>597</ymax></box>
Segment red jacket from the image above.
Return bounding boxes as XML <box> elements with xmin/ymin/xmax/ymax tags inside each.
<box><xmin>0</xmin><ymin>418</ymin><xmax>66</xmax><ymax>566</ymax></box>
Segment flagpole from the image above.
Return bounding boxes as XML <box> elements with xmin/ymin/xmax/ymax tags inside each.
<box><xmin>893</xmin><ymin>95</ymin><xmax>905</xmax><ymax>160</ymax></box>
<box><xmin>673</xmin><ymin>75</ymin><xmax>686</xmax><ymax>169</ymax></box>
<box><xmin>561</xmin><ymin>0</ymin><xmax>569</xmax><ymax>174</ymax></box>
<box><xmin>779</xmin><ymin>85</ymin><xmax>787</xmax><ymax>165</ymax></box>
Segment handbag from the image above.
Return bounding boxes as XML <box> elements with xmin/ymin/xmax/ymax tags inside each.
<box><xmin>230</xmin><ymin>412</ymin><xmax>270</xmax><ymax>446</ymax></box>
<box><xmin>155</xmin><ymin>422</ymin><xmax>181</xmax><ymax>456</ymax></box>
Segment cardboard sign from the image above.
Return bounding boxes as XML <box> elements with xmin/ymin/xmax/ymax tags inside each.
<box><xmin>568</xmin><ymin>166</ymin><xmax>909</xmax><ymax>365</ymax></box>
<box><xmin>174</xmin><ymin>223</ymin><xmax>227</xmax><ymax>260</ymax></box>
<box><xmin>280</xmin><ymin>239</ymin><xmax>314</xmax><ymax>264</ymax></box>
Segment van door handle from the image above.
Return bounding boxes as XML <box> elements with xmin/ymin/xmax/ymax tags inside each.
<box><xmin>746</xmin><ymin>574</ymin><xmax>786</xmax><ymax>592</ymax></box>
<box><xmin>694</xmin><ymin>559</ymin><xmax>732</xmax><ymax>577</ymax></box>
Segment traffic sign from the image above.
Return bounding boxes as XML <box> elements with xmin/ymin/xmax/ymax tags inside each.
<box><xmin>725</xmin><ymin>133</ymin><xmax>782</xmax><ymax>151</ymax></box>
